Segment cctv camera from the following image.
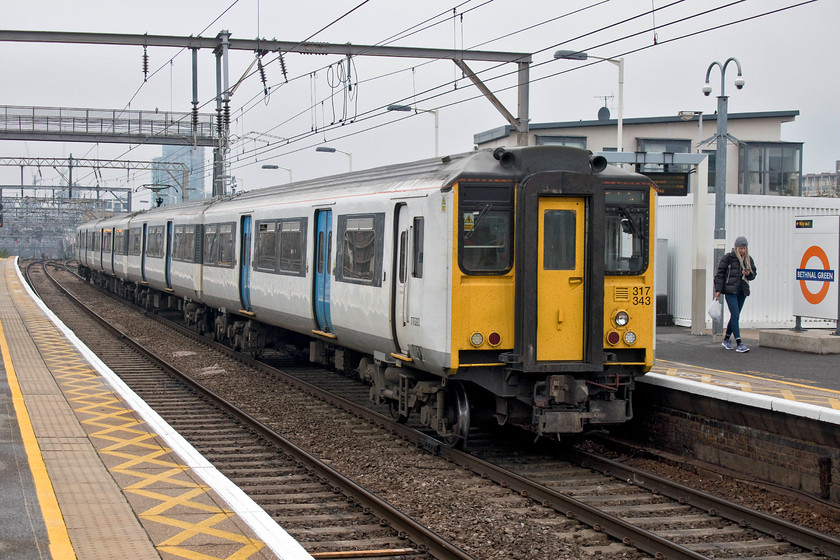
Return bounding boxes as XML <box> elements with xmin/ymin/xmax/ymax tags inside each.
<box><xmin>702</xmin><ymin>84</ymin><xmax>712</xmax><ymax>97</ymax></box>
<box><xmin>734</xmin><ymin>77</ymin><xmax>745</xmax><ymax>90</ymax></box>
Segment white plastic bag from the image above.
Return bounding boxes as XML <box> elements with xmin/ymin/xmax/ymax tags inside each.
<box><xmin>707</xmin><ymin>298</ymin><xmax>722</xmax><ymax>321</ymax></box>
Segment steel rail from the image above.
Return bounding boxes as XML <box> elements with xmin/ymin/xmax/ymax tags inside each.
<box><xmin>565</xmin><ymin>447</ymin><xmax>840</xmax><ymax>559</ymax></box>
<box><xmin>40</xmin><ymin>261</ymin><xmax>475</xmax><ymax>560</ymax></box>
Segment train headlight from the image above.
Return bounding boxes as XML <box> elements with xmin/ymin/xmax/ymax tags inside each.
<box><xmin>615</xmin><ymin>311</ymin><xmax>629</xmax><ymax>327</ymax></box>
<box><xmin>624</xmin><ymin>331</ymin><xmax>637</xmax><ymax>345</ymax></box>
<box><xmin>470</xmin><ymin>332</ymin><xmax>484</xmax><ymax>347</ymax></box>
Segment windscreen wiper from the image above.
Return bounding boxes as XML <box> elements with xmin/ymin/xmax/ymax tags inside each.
<box><xmin>618</xmin><ymin>206</ymin><xmax>644</xmax><ymax>239</ymax></box>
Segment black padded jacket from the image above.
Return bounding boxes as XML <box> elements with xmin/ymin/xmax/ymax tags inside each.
<box><xmin>714</xmin><ymin>250</ymin><xmax>757</xmax><ymax>296</ymax></box>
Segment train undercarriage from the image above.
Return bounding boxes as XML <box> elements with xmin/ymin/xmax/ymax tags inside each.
<box><xmin>82</xmin><ymin>268</ymin><xmax>636</xmax><ymax>447</ymax></box>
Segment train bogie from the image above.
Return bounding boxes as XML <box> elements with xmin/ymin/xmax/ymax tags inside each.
<box><xmin>77</xmin><ymin>146</ymin><xmax>657</xmax><ymax>445</ymax></box>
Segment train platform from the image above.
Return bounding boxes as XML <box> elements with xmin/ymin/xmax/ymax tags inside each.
<box><xmin>0</xmin><ymin>256</ymin><xmax>312</xmax><ymax>560</ymax></box>
<box><xmin>648</xmin><ymin>325</ymin><xmax>840</xmax><ymax>423</ymax></box>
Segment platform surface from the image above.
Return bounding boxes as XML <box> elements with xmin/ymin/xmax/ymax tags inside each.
<box><xmin>651</xmin><ymin>325</ymin><xmax>840</xmax><ymax>418</ymax></box>
<box><xmin>0</xmin><ymin>257</ymin><xmax>311</xmax><ymax>560</ymax></box>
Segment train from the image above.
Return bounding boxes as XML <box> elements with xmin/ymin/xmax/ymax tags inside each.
<box><xmin>76</xmin><ymin>145</ymin><xmax>657</xmax><ymax>445</ymax></box>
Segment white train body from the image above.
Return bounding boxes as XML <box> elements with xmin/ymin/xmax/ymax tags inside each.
<box><xmin>77</xmin><ymin>146</ymin><xmax>657</xmax><ymax>444</ymax></box>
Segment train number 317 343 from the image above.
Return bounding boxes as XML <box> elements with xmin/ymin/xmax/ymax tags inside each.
<box><xmin>632</xmin><ymin>286</ymin><xmax>651</xmax><ymax>306</ymax></box>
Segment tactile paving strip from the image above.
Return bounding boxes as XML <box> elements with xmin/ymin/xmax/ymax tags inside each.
<box><xmin>3</xmin><ymin>261</ymin><xmax>272</xmax><ymax>560</ymax></box>
<box><xmin>651</xmin><ymin>359</ymin><xmax>840</xmax><ymax>410</ymax></box>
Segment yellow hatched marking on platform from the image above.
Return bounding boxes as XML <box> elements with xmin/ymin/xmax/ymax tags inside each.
<box><xmin>20</xmin><ymin>305</ymin><xmax>266</xmax><ymax>560</ymax></box>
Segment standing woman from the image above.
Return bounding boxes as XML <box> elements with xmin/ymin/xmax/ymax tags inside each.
<box><xmin>714</xmin><ymin>236</ymin><xmax>757</xmax><ymax>352</ymax></box>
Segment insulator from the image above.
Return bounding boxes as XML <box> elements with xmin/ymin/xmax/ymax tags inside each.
<box><xmin>257</xmin><ymin>57</ymin><xmax>268</xmax><ymax>96</ymax></box>
<box><xmin>192</xmin><ymin>106</ymin><xmax>199</xmax><ymax>129</ymax></box>
<box><xmin>142</xmin><ymin>45</ymin><xmax>149</xmax><ymax>81</ymax></box>
<box><xmin>216</xmin><ymin>109</ymin><xmax>224</xmax><ymax>135</ymax></box>
<box><xmin>278</xmin><ymin>52</ymin><xmax>288</xmax><ymax>82</ymax></box>
<box><xmin>223</xmin><ymin>103</ymin><xmax>230</xmax><ymax>128</ymax></box>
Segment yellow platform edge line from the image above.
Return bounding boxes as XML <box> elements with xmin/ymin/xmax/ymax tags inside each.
<box><xmin>655</xmin><ymin>358</ymin><xmax>840</xmax><ymax>395</ymax></box>
<box><xmin>0</xmin><ymin>313</ymin><xmax>77</xmax><ymax>559</ymax></box>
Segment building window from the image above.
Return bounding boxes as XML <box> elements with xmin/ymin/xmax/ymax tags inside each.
<box><xmin>703</xmin><ymin>150</ymin><xmax>716</xmax><ymax>193</ymax></box>
<box><xmin>739</xmin><ymin>142</ymin><xmax>802</xmax><ymax>196</ymax></box>
<box><xmin>535</xmin><ymin>135</ymin><xmax>587</xmax><ymax>149</ymax></box>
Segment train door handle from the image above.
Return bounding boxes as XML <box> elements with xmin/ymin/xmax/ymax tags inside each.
<box><xmin>569</xmin><ymin>276</ymin><xmax>583</xmax><ymax>287</ymax></box>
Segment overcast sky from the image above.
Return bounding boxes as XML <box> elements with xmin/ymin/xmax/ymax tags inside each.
<box><xmin>1</xmin><ymin>0</ymin><xmax>835</xmax><ymax>205</ymax></box>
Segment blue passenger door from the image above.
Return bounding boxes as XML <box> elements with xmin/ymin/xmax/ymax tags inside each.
<box><xmin>239</xmin><ymin>215</ymin><xmax>253</xmax><ymax>312</ymax></box>
<box><xmin>314</xmin><ymin>210</ymin><xmax>333</xmax><ymax>333</ymax></box>
<box><xmin>165</xmin><ymin>221</ymin><xmax>173</xmax><ymax>289</ymax></box>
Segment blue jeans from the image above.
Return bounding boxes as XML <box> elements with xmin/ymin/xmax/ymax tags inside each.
<box><xmin>724</xmin><ymin>291</ymin><xmax>747</xmax><ymax>340</ymax></box>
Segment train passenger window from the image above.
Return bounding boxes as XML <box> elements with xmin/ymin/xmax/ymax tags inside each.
<box><xmin>129</xmin><ymin>228</ymin><xmax>142</xmax><ymax>256</ymax></box>
<box><xmin>317</xmin><ymin>232</ymin><xmax>324</xmax><ymax>274</ymax></box>
<box><xmin>398</xmin><ymin>231</ymin><xmax>407</xmax><ymax>283</ymax></box>
<box><xmin>343</xmin><ymin>218</ymin><xmax>375</xmax><ymax>283</ymax></box>
<box><xmin>204</xmin><ymin>224</ymin><xmax>218</xmax><ymax>264</ymax></box>
<box><xmin>146</xmin><ymin>226</ymin><xmax>165</xmax><ymax>258</ymax></box>
<box><xmin>217</xmin><ymin>224</ymin><xmax>235</xmax><ymax>267</ymax></box>
<box><xmin>185</xmin><ymin>226</ymin><xmax>197</xmax><ymax>263</ymax></box>
<box><xmin>256</xmin><ymin>222</ymin><xmax>277</xmax><ymax>271</ymax></box>
<box><xmin>279</xmin><ymin>219</ymin><xmax>305</xmax><ymax>275</ymax></box>
<box><xmin>327</xmin><ymin>231</ymin><xmax>332</xmax><ymax>275</ymax></box>
<box><xmin>413</xmin><ymin>217</ymin><xmax>424</xmax><ymax>278</ymax></box>
<box><xmin>173</xmin><ymin>226</ymin><xmax>185</xmax><ymax>261</ymax></box>
<box><xmin>543</xmin><ymin>210</ymin><xmax>576</xmax><ymax>270</ymax></box>
<box><xmin>103</xmin><ymin>230</ymin><xmax>113</xmax><ymax>253</ymax></box>
<box><xmin>114</xmin><ymin>229</ymin><xmax>126</xmax><ymax>256</ymax></box>
<box><xmin>335</xmin><ymin>213</ymin><xmax>384</xmax><ymax>287</ymax></box>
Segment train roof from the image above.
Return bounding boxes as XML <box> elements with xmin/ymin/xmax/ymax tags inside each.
<box><xmin>80</xmin><ymin>146</ymin><xmax>649</xmax><ymax>227</ymax></box>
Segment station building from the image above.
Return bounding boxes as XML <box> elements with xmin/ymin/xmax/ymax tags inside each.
<box><xmin>474</xmin><ymin>110</ymin><xmax>803</xmax><ymax>196</ymax></box>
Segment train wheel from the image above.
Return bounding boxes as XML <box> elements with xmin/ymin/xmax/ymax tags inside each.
<box><xmin>443</xmin><ymin>382</ymin><xmax>470</xmax><ymax>448</ymax></box>
<box><xmin>388</xmin><ymin>403</ymin><xmax>408</xmax><ymax>424</ymax></box>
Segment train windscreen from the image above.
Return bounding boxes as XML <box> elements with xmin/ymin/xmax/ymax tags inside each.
<box><xmin>604</xmin><ymin>189</ymin><xmax>649</xmax><ymax>275</ymax></box>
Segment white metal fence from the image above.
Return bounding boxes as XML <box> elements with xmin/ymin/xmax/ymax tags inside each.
<box><xmin>657</xmin><ymin>194</ymin><xmax>840</xmax><ymax>329</ymax></box>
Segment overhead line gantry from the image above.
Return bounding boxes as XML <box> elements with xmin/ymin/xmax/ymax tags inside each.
<box><xmin>0</xmin><ymin>29</ymin><xmax>534</xmax><ymax>196</ymax></box>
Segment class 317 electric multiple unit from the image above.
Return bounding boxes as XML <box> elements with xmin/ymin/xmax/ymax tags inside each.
<box><xmin>77</xmin><ymin>145</ymin><xmax>656</xmax><ymax>445</ymax></box>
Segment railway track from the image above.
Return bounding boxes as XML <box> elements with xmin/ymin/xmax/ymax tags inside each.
<box><xmin>26</xmin><ymin>261</ymin><xmax>463</xmax><ymax>560</ymax></box>
<box><xmin>28</xmin><ymin>260</ymin><xmax>840</xmax><ymax>560</ymax></box>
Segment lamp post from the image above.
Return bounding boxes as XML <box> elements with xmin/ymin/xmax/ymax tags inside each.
<box><xmin>703</xmin><ymin>58</ymin><xmax>744</xmax><ymax>337</ymax></box>
<box><xmin>315</xmin><ymin>146</ymin><xmax>352</xmax><ymax>172</ymax></box>
<box><xmin>387</xmin><ymin>104</ymin><xmax>439</xmax><ymax>157</ymax></box>
<box><xmin>554</xmin><ymin>50</ymin><xmax>624</xmax><ymax>154</ymax></box>
<box><xmin>261</xmin><ymin>164</ymin><xmax>293</xmax><ymax>183</ymax></box>
<box><xmin>678</xmin><ymin>110</ymin><xmax>704</xmax><ymax>151</ymax></box>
